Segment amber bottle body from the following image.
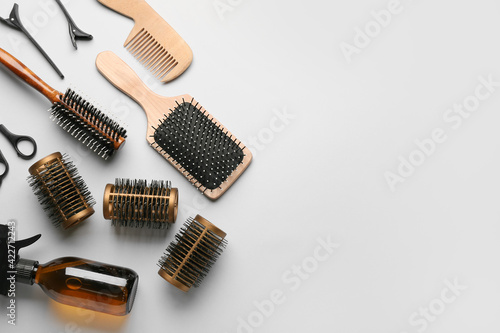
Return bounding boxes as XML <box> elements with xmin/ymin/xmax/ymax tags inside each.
<box><xmin>31</xmin><ymin>257</ymin><xmax>138</xmax><ymax>316</ymax></box>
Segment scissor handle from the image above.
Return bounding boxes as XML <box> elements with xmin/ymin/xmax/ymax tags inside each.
<box><xmin>0</xmin><ymin>149</ymin><xmax>9</xmax><ymax>187</ymax></box>
<box><xmin>0</xmin><ymin>124</ymin><xmax>37</xmax><ymax>160</ymax></box>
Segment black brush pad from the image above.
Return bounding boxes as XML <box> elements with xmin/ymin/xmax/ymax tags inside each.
<box><xmin>153</xmin><ymin>101</ymin><xmax>244</xmax><ymax>190</ymax></box>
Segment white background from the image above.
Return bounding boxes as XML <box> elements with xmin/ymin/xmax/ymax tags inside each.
<box><xmin>1</xmin><ymin>0</ymin><xmax>500</xmax><ymax>332</ymax></box>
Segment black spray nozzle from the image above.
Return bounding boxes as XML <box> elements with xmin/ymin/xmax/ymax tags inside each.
<box><xmin>0</xmin><ymin>224</ymin><xmax>41</xmax><ymax>295</ymax></box>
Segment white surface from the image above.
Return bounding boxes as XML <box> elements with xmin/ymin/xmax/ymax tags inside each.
<box><xmin>1</xmin><ymin>0</ymin><xmax>500</xmax><ymax>332</ymax></box>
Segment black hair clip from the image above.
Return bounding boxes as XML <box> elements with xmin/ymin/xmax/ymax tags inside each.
<box><xmin>55</xmin><ymin>0</ymin><xmax>93</xmax><ymax>49</ymax></box>
<box><xmin>0</xmin><ymin>3</ymin><xmax>64</xmax><ymax>78</ymax></box>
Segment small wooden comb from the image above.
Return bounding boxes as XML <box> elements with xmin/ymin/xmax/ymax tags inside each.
<box><xmin>96</xmin><ymin>51</ymin><xmax>252</xmax><ymax>200</ymax></box>
<box><xmin>97</xmin><ymin>0</ymin><xmax>192</xmax><ymax>83</ymax></box>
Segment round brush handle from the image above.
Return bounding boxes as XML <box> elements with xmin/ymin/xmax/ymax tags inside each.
<box><xmin>96</xmin><ymin>51</ymin><xmax>157</xmax><ymax>109</ymax></box>
<box><xmin>0</xmin><ymin>48</ymin><xmax>59</xmax><ymax>102</ymax></box>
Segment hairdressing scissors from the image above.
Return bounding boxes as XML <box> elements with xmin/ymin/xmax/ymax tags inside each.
<box><xmin>0</xmin><ymin>124</ymin><xmax>37</xmax><ymax>187</ymax></box>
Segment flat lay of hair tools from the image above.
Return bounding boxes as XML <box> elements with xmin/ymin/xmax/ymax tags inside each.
<box><xmin>0</xmin><ymin>48</ymin><xmax>127</xmax><ymax>159</ymax></box>
<box><xmin>157</xmin><ymin>215</ymin><xmax>227</xmax><ymax>292</ymax></box>
<box><xmin>103</xmin><ymin>178</ymin><xmax>178</xmax><ymax>228</ymax></box>
<box><xmin>55</xmin><ymin>0</ymin><xmax>93</xmax><ymax>49</ymax></box>
<box><xmin>0</xmin><ymin>225</ymin><xmax>139</xmax><ymax>316</ymax></box>
<box><xmin>0</xmin><ymin>4</ymin><xmax>64</xmax><ymax>78</ymax></box>
<box><xmin>28</xmin><ymin>152</ymin><xmax>95</xmax><ymax>229</ymax></box>
<box><xmin>97</xmin><ymin>0</ymin><xmax>193</xmax><ymax>83</ymax></box>
<box><xmin>0</xmin><ymin>124</ymin><xmax>37</xmax><ymax>187</ymax></box>
<box><xmin>96</xmin><ymin>51</ymin><xmax>252</xmax><ymax>200</ymax></box>
<box><xmin>0</xmin><ymin>0</ymin><xmax>249</xmax><ymax>321</ymax></box>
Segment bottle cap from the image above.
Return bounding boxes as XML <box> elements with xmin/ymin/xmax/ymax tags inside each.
<box><xmin>0</xmin><ymin>224</ymin><xmax>41</xmax><ymax>296</ymax></box>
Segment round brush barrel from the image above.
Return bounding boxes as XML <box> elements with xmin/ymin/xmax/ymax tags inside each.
<box><xmin>103</xmin><ymin>179</ymin><xmax>178</xmax><ymax>229</ymax></box>
<box><xmin>157</xmin><ymin>215</ymin><xmax>227</xmax><ymax>292</ymax></box>
<box><xmin>28</xmin><ymin>152</ymin><xmax>95</xmax><ymax>229</ymax></box>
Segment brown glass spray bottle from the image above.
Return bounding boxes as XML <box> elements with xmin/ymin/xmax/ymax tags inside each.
<box><xmin>0</xmin><ymin>225</ymin><xmax>139</xmax><ymax>316</ymax></box>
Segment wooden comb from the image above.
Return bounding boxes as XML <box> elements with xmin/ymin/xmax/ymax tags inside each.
<box><xmin>96</xmin><ymin>51</ymin><xmax>252</xmax><ymax>200</ymax></box>
<box><xmin>97</xmin><ymin>0</ymin><xmax>192</xmax><ymax>83</ymax></box>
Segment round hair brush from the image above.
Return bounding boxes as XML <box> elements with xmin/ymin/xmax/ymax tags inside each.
<box><xmin>0</xmin><ymin>48</ymin><xmax>126</xmax><ymax>159</ymax></box>
<box><xmin>157</xmin><ymin>215</ymin><xmax>227</xmax><ymax>292</ymax></box>
<box><xmin>28</xmin><ymin>152</ymin><xmax>95</xmax><ymax>229</ymax></box>
<box><xmin>103</xmin><ymin>178</ymin><xmax>178</xmax><ymax>229</ymax></box>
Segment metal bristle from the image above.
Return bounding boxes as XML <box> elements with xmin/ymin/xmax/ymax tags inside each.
<box><xmin>27</xmin><ymin>153</ymin><xmax>95</xmax><ymax>228</ymax></box>
<box><xmin>157</xmin><ymin>216</ymin><xmax>227</xmax><ymax>290</ymax></box>
<box><xmin>107</xmin><ymin>178</ymin><xmax>174</xmax><ymax>229</ymax></box>
<box><xmin>152</xmin><ymin>99</ymin><xmax>245</xmax><ymax>191</ymax></box>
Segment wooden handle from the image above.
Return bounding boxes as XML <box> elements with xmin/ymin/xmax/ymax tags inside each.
<box><xmin>97</xmin><ymin>0</ymin><xmax>148</xmax><ymax>20</ymax></box>
<box><xmin>0</xmin><ymin>48</ymin><xmax>59</xmax><ymax>102</ymax></box>
<box><xmin>96</xmin><ymin>51</ymin><xmax>157</xmax><ymax>109</ymax></box>
<box><xmin>97</xmin><ymin>0</ymin><xmax>164</xmax><ymax>46</ymax></box>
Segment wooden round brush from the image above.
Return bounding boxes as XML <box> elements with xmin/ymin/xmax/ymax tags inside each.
<box><xmin>0</xmin><ymin>48</ymin><xmax>126</xmax><ymax>159</ymax></box>
<box><xmin>28</xmin><ymin>152</ymin><xmax>95</xmax><ymax>229</ymax></box>
<box><xmin>103</xmin><ymin>178</ymin><xmax>178</xmax><ymax>229</ymax></box>
<box><xmin>157</xmin><ymin>215</ymin><xmax>227</xmax><ymax>292</ymax></box>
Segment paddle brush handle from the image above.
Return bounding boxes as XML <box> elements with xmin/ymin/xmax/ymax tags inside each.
<box><xmin>0</xmin><ymin>48</ymin><xmax>59</xmax><ymax>102</ymax></box>
<box><xmin>96</xmin><ymin>51</ymin><xmax>156</xmax><ymax>108</ymax></box>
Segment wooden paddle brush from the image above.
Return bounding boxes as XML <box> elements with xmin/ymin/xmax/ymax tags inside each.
<box><xmin>0</xmin><ymin>48</ymin><xmax>126</xmax><ymax>159</ymax></box>
<box><xmin>97</xmin><ymin>0</ymin><xmax>192</xmax><ymax>83</ymax></box>
<box><xmin>96</xmin><ymin>51</ymin><xmax>252</xmax><ymax>200</ymax></box>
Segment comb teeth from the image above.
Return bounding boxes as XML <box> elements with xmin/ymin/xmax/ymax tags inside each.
<box><xmin>27</xmin><ymin>152</ymin><xmax>95</xmax><ymax>229</ymax></box>
<box><xmin>125</xmin><ymin>28</ymin><xmax>178</xmax><ymax>82</ymax></box>
<box><xmin>103</xmin><ymin>178</ymin><xmax>178</xmax><ymax>229</ymax></box>
<box><xmin>49</xmin><ymin>89</ymin><xmax>127</xmax><ymax>160</ymax></box>
<box><xmin>157</xmin><ymin>215</ymin><xmax>227</xmax><ymax>292</ymax></box>
<box><xmin>152</xmin><ymin>99</ymin><xmax>245</xmax><ymax>191</ymax></box>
